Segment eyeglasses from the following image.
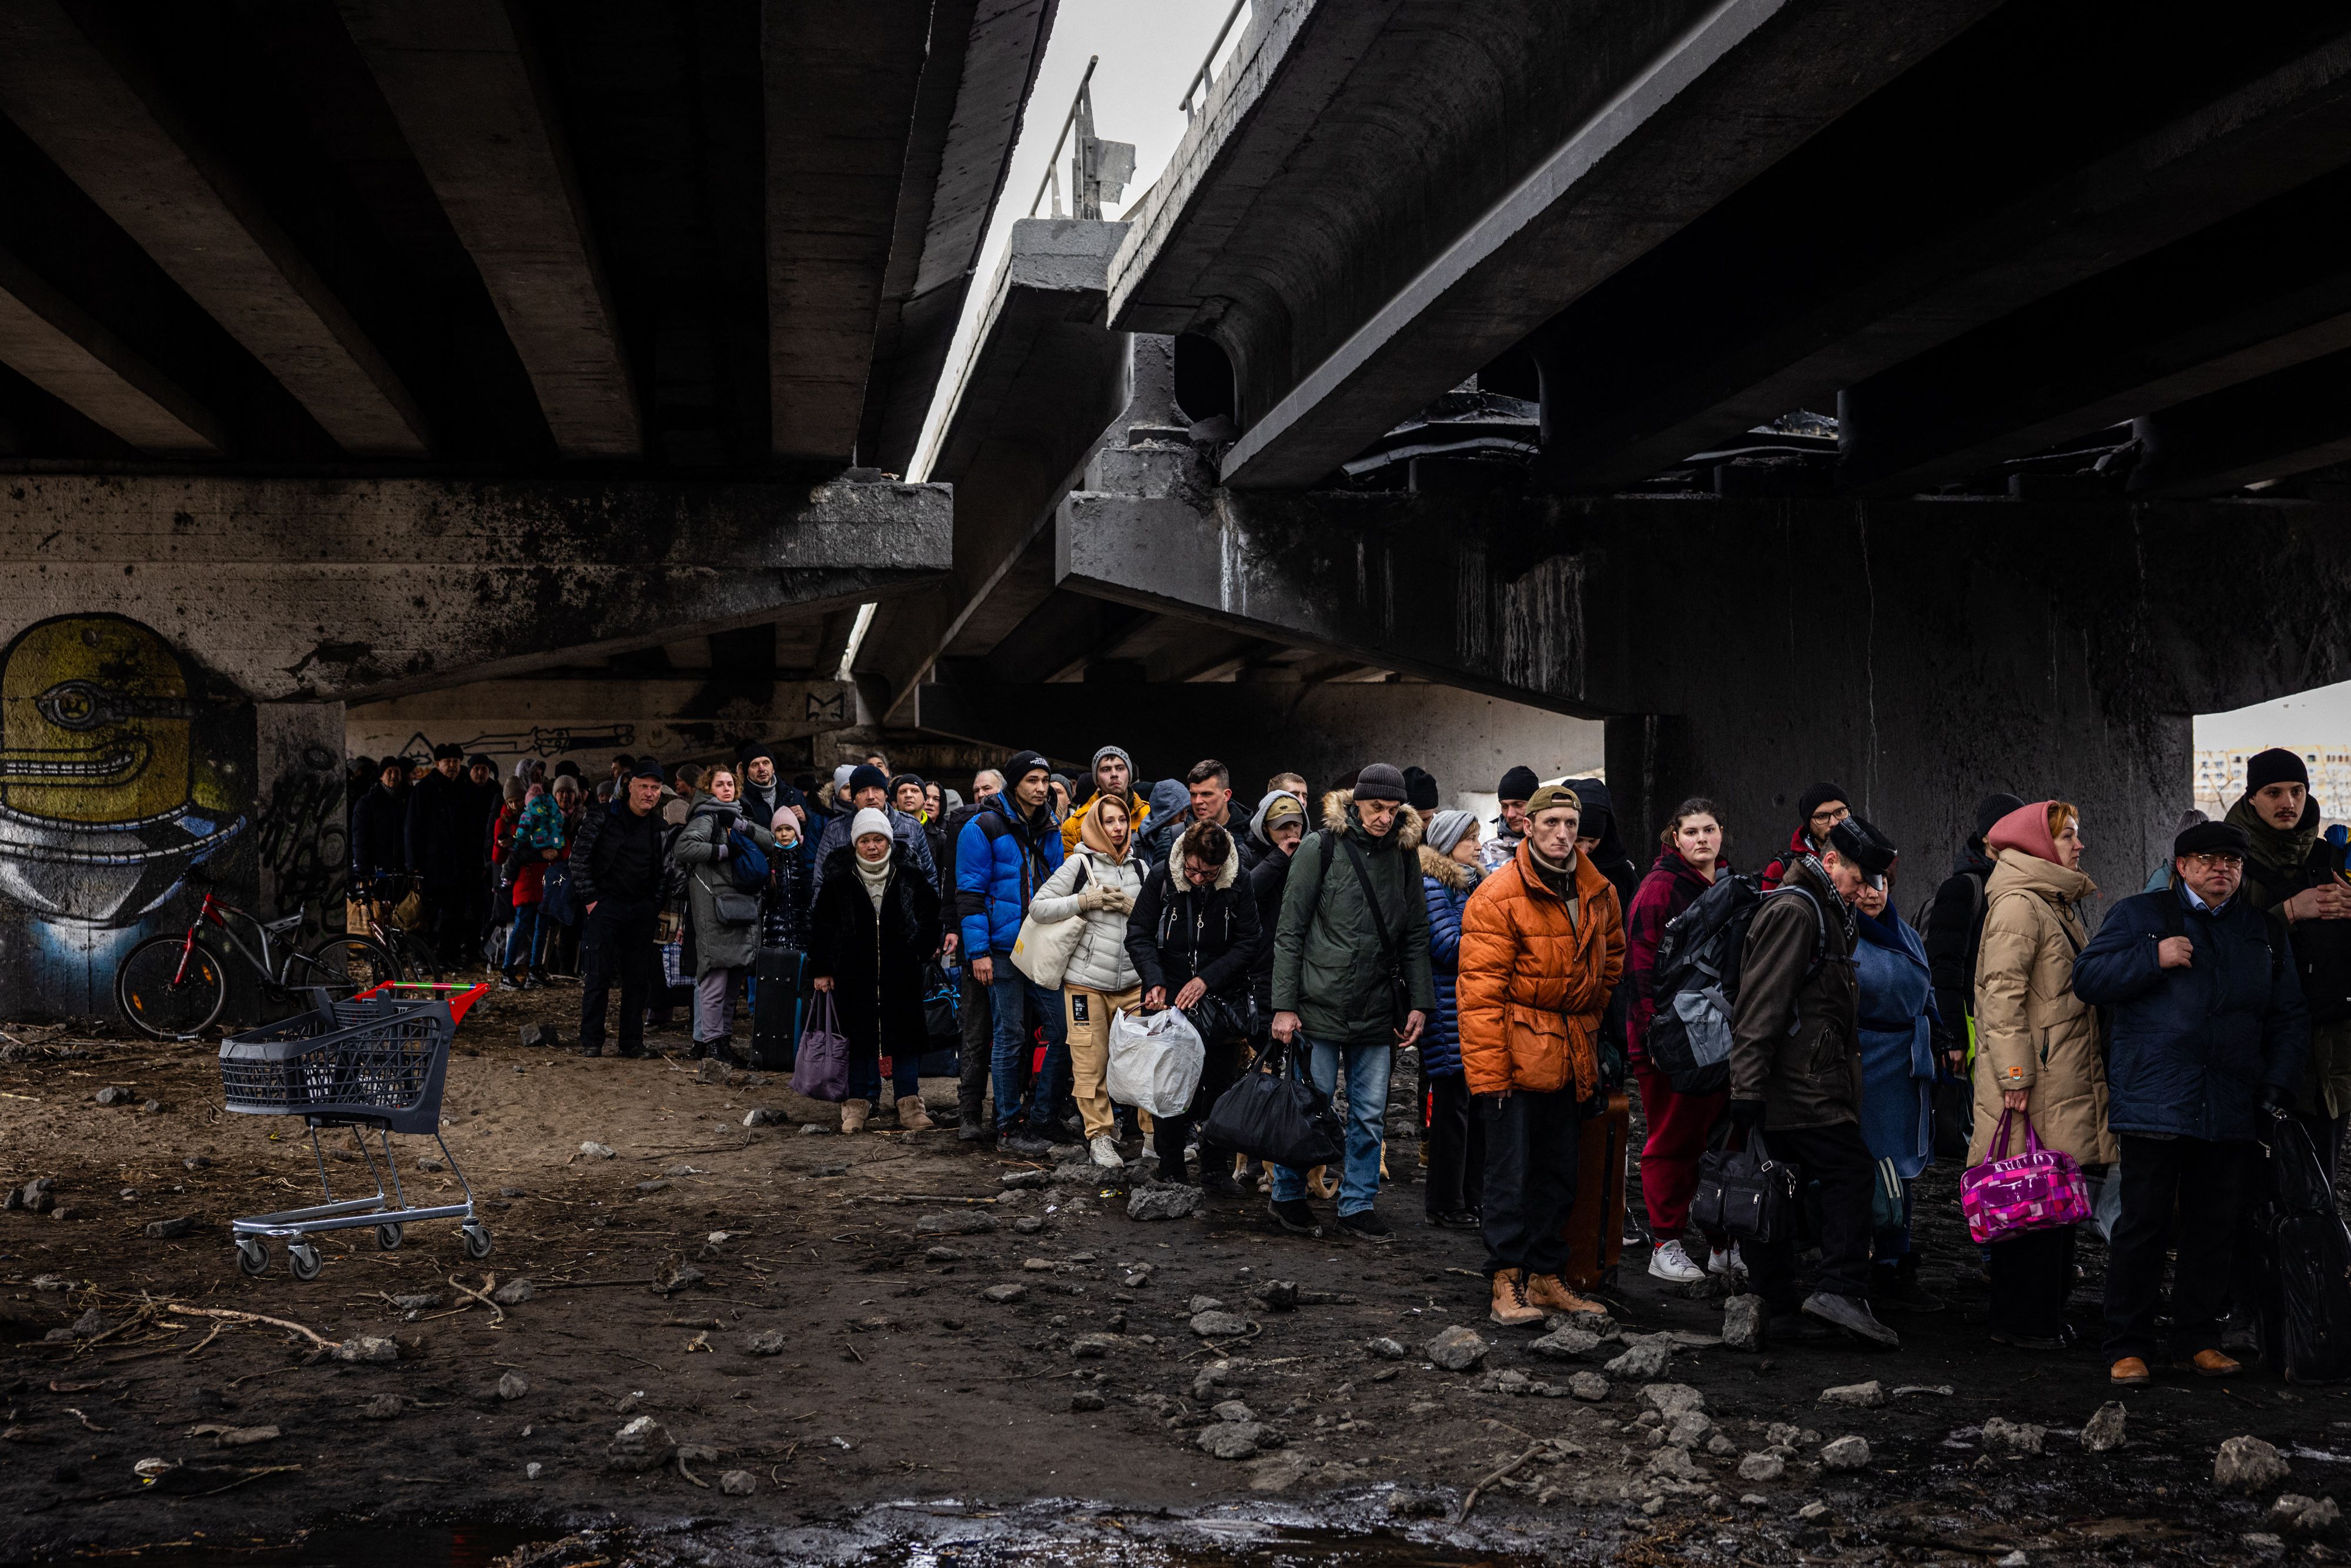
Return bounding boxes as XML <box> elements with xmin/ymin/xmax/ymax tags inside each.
<box><xmin>1809</xmin><ymin>806</ymin><xmax>1851</xmax><ymax>827</ymax></box>
<box><xmin>2186</xmin><ymin>852</ymin><xmax>2245</xmax><ymax>869</ymax></box>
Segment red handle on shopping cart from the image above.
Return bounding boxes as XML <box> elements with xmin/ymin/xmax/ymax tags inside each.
<box><xmin>353</xmin><ymin>979</ymin><xmax>493</xmax><ymax>1028</ymax></box>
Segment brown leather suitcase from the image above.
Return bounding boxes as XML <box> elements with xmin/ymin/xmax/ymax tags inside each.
<box><xmin>1563</xmin><ymin>1090</ymin><xmax>1630</xmax><ymax>1289</ymax></box>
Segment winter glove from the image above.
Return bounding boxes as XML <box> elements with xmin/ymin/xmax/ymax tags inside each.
<box><xmin>2261</xmin><ymin>1084</ymin><xmax>2296</xmax><ymax>1116</ymax></box>
<box><xmin>1077</xmin><ymin>883</ymin><xmax>1113</xmax><ymax>912</ymax></box>
<box><xmin>1100</xmin><ymin>887</ymin><xmax>1136</xmax><ymax>915</ymax></box>
<box><xmin>1726</xmin><ymin>1098</ymin><xmax>1766</xmax><ymax>1135</ymax></box>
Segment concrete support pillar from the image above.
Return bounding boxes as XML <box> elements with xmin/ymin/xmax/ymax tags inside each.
<box><xmin>253</xmin><ymin>701</ymin><xmax>349</xmax><ymax>936</ymax></box>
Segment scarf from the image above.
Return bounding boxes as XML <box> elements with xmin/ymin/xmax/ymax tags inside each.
<box><xmin>1792</xmin><ymin>852</ymin><xmax>1858</xmax><ymax>946</ymax></box>
<box><xmin>2228</xmin><ymin>792</ymin><xmax>2320</xmax><ymax>907</ymax></box>
<box><xmin>1526</xmin><ymin>842</ymin><xmax>1579</xmax><ymax>926</ymax></box>
<box><xmin>855</xmin><ymin>849</ymin><xmax>893</xmax><ymax>912</ymax></box>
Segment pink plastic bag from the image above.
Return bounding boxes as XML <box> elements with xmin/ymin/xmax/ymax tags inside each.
<box><xmin>1961</xmin><ymin>1108</ymin><xmax>2092</xmax><ymax>1244</ymax></box>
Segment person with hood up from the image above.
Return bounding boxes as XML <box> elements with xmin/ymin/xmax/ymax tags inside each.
<box><xmin>1761</xmin><ymin>781</ymin><xmax>1852</xmax><ymax>892</ymax></box>
<box><xmin>2223</xmin><ymin>748</ymin><xmax>2351</xmax><ymax>1171</ymax></box>
<box><xmin>1923</xmin><ymin>792</ymin><xmax>2027</xmax><ymax>1085</ymax></box>
<box><xmin>669</xmin><ymin>765</ymin><xmax>781</xmax><ymax>1065</ymax></box>
<box><xmin>1852</xmin><ymin>858</ymin><xmax>1944</xmax><ymax>1314</ymax></box>
<box><xmin>1458</xmin><ymin>784</ymin><xmax>1624</xmax><ymax>1326</ymax></box>
<box><xmin>1625</xmin><ymin>798</ymin><xmax>1737</xmax><ymax>1284</ymax></box>
<box><xmin>1028</xmin><ymin>793</ymin><xmax>1148</xmax><ymax>1168</ymax></box>
<box><xmin>1267</xmin><ymin>764</ymin><xmax>1436</xmax><ymax>1240</ymax></box>
<box><xmin>810</xmin><ymin>808</ymin><xmax>943</xmax><ymax>1134</ymax></box>
<box><xmin>1968</xmin><ymin>798</ymin><xmax>2116</xmax><ymax>1350</ymax></box>
<box><xmin>1140</xmin><ymin>776</ymin><xmax>1196</xmax><ymax>866</ymax></box>
<box><xmin>1419</xmin><ymin>808</ymin><xmax>1485</xmax><ymax>1228</ymax></box>
<box><xmin>1479</xmin><ymin>766</ymin><xmax>1540</xmax><ymax>876</ymax></box>
<box><xmin>1727</xmin><ymin>816</ymin><xmax>1901</xmax><ymax>1349</ymax></box>
<box><xmin>1127</xmin><ymin>818</ymin><xmax>1263</xmax><ymax>1191</ymax></box>
<box><xmin>959</xmin><ymin>751</ymin><xmax>1070</xmax><ymax>1153</ymax></box>
<box><xmin>1061</xmin><ymin>745</ymin><xmax>1153</xmax><ymax>856</ymax></box>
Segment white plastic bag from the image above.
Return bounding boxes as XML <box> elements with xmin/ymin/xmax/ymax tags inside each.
<box><xmin>1106</xmin><ymin>1006</ymin><xmax>1205</xmax><ymax>1119</ymax></box>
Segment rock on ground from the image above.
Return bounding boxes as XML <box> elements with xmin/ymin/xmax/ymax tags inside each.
<box><xmin>1604</xmin><ymin>1337</ymin><xmax>1671</xmax><ymax>1381</ymax></box>
<box><xmin>1530</xmin><ymin>1325</ymin><xmax>1602</xmax><ymax>1361</ymax></box>
<box><xmin>1722</xmin><ymin>1294</ymin><xmax>1766</xmax><ymax>1351</ymax></box>
<box><xmin>744</xmin><ymin>1329</ymin><xmax>786</xmax><ymax>1356</ymax></box>
<box><xmin>980</xmin><ymin>1284</ymin><xmax>1026</xmax><ymax>1304</ymax></box>
<box><xmin>1425</xmin><ymin>1325</ymin><xmax>1491</xmax><ymax>1371</ymax></box>
<box><xmin>1190</xmin><ymin>1311</ymin><xmax>1251</xmax><ymax>1338</ymax></box>
<box><xmin>608</xmin><ymin>1416</ymin><xmax>675</xmax><ymax>1472</ymax></box>
<box><xmin>579</xmin><ymin>1141</ymin><xmax>616</xmax><ymax>1159</ymax></box>
<box><xmin>1739</xmin><ymin>1452</ymin><xmax>1786</xmax><ymax>1482</ymax></box>
<box><xmin>1820</xmin><ymin>1435</ymin><xmax>1871</xmax><ymax>1471</ymax></box>
<box><xmin>2081</xmin><ymin>1402</ymin><xmax>2127</xmax><ymax>1453</ymax></box>
<box><xmin>143</xmin><ymin>1216</ymin><xmax>194</xmax><ymax>1239</ymax></box>
<box><xmin>334</xmin><ymin>1335</ymin><xmax>398</xmax><ymax>1364</ymax></box>
<box><xmin>2216</xmin><ymin>1435</ymin><xmax>2292</xmax><ymax>1493</ymax></box>
<box><xmin>496</xmin><ymin>1371</ymin><xmax>530</xmax><ymax>1401</ymax></box>
<box><xmin>915</xmin><ymin>1210</ymin><xmax>998</xmax><ymax>1235</ymax></box>
<box><xmin>719</xmin><ymin>1469</ymin><xmax>755</xmax><ymax>1496</ymax></box>
<box><xmin>2271</xmin><ymin>1495</ymin><xmax>2342</xmax><ymax>1535</ymax></box>
<box><xmin>1641</xmin><ymin>1383</ymin><xmax>1705</xmax><ymax>1418</ymax></box>
<box><xmin>1568</xmin><ymin>1372</ymin><xmax>1610</xmax><ymax>1401</ymax></box>
<box><xmin>1818</xmin><ymin>1379</ymin><xmax>1885</xmax><ymax>1408</ymax></box>
<box><xmin>492</xmin><ymin>1277</ymin><xmax>534</xmax><ymax>1306</ymax></box>
<box><xmin>1198</xmin><ymin>1421</ymin><xmax>1268</xmax><ymax>1460</ymax></box>
<box><xmin>1981</xmin><ymin>1416</ymin><xmax>2047</xmax><ymax>1456</ymax></box>
<box><xmin>1128</xmin><ymin>1185</ymin><xmax>1203</xmax><ymax>1221</ymax></box>
<box><xmin>1365</xmin><ymin>1336</ymin><xmax>1406</xmax><ymax>1359</ymax></box>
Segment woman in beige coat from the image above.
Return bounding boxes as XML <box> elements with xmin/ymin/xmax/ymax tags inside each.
<box><xmin>1970</xmin><ymin>798</ymin><xmax>2117</xmax><ymax>1350</ymax></box>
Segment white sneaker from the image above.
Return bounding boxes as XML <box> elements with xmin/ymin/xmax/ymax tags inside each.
<box><xmin>1707</xmin><ymin>1242</ymin><xmax>1745</xmax><ymax>1277</ymax></box>
<box><xmin>1647</xmin><ymin>1238</ymin><xmax>1705</xmax><ymax>1284</ymax></box>
<box><xmin>1090</xmin><ymin>1134</ymin><xmax>1123</xmax><ymax>1169</ymax></box>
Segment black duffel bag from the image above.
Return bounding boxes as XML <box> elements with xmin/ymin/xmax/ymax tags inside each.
<box><xmin>2256</xmin><ymin>1110</ymin><xmax>2351</xmax><ymax>1383</ymax></box>
<box><xmin>1200</xmin><ymin>1044</ymin><xmax>1342</xmax><ymax>1171</ymax></box>
<box><xmin>1690</xmin><ymin>1124</ymin><xmax>1799</xmax><ymax>1244</ymax></box>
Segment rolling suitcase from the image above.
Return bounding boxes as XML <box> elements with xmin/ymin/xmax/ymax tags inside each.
<box><xmin>1562</xmin><ymin>1090</ymin><xmax>1630</xmax><ymax>1290</ymax></box>
<box><xmin>749</xmin><ymin>947</ymin><xmax>806</xmax><ymax>1071</ymax></box>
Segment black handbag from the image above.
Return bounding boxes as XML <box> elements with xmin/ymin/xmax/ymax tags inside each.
<box><xmin>1200</xmin><ymin>1044</ymin><xmax>1343</xmax><ymax>1171</ymax></box>
<box><xmin>1183</xmin><ymin>990</ymin><xmax>1258</xmax><ymax>1045</ymax></box>
<box><xmin>922</xmin><ymin>959</ymin><xmax>960</xmax><ymax>1043</ymax></box>
<box><xmin>1690</xmin><ymin>1125</ymin><xmax>1798</xmax><ymax>1244</ymax></box>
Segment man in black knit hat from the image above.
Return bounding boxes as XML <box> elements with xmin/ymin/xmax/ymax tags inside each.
<box><xmin>1480</xmin><ymin>765</ymin><xmax>1540</xmax><ymax>876</ymax></box>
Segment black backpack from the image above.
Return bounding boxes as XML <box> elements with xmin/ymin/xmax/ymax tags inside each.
<box><xmin>1646</xmin><ymin>874</ymin><xmax>1824</xmax><ymax>1095</ymax></box>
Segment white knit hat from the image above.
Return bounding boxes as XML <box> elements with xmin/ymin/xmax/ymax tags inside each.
<box><xmin>850</xmin><ymin>807</ymin><xmax>893</xmax><ymax>844</ymax></box>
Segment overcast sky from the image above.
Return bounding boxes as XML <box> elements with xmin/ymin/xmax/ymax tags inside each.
<box><xmin>910</xmin><ymin>1</ymin><xmax>1238</xmax><ymax>474</ymax></box>
<box><xmin>2198</xmin><ymin>678</ymin><xmax>2351</xmax><ymax>752</ymax></box>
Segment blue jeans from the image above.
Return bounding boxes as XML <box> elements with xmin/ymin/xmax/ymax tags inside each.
<box><xmin>850</xmin><ymin>1051</ymin><xmax>920</xmax><ymax>1103</ymax></box>
<box><xmin>502</xmin><ymin>903</ymin><xmax>544</xmax><ymax>971</ymax></box>
<box><xmin>987</xmin><ymin>964</ymin><xmax>1069</xmax><ymax>1132</ymax></box>
<box><xmin>1271</xmin><ymin>1039</ymin><xmax>1392</xmax><ymax>1216</ymax></box>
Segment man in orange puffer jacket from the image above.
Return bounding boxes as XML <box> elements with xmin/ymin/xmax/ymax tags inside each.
<box><xmin>1458</xmin><ymin>783</ymin><xmax>1626</xmax><ymax>1328</ymax></box>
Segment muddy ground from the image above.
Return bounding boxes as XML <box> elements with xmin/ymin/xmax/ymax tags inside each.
<box><xmin>2</xmin><ymin>979</ymin><xmax>2348</xmax><ymax>1566</ymax></box>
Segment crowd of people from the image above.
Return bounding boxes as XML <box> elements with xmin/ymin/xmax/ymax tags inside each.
<box><xmin>345</xmin><ymin>736</ymin><xmax>2342</xmax><ymax>1382</ymax></box>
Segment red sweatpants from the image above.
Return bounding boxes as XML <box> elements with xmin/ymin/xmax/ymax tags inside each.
<box><xmin>1635</xmin><ymin>1063</ymin><xmax>1727</xmax><ymax>1239</ymax></box>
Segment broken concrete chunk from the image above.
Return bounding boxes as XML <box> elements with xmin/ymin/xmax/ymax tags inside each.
<box><xmin>1737</xmin><ymin>1451</ymin><xmax>1785</xmax><ymax>1482</ymax></box>
<box><xmin>744</xmin><ymin>1330</ymin><xmax>787</xmax><ymax>1356</ymax></box>
<box><xmin>1197</xmin><ymin>1420</ymin><xmax>1268</xmax><ymax>1460</ymax></box>
<box><xmin>2215</xmin><ymin>1435</ymin><xmax>2291</xmax><ymax>1493</ymax></box>
<box><xmin>1127</xmin><ymin>1185</ymin><xmax>1204</xmax><ymax>1221</ymax></box>
<box><xmin>93</xmin><ymin>1085</ymin><xmax>135</xmax><ymax>1105</ymax></box>
<box><xmin>491</xmin><ymin>1278</ymin><xmax>533</xmax><ymax>1306</ymax></box>
<box><xmin>1568</xmin><ymin>1372</ymin><xmax>1610</xmax><ymax>1401</ymax></box>
<box><xmin>607</xmin><ymin>1415</ymin><xmax>675</xmax><ymax>1472</ymax></box>
<box><xmin>1069</xmin><ymin>1334</ymin><xmax>1120</xmax><ymax>1358</ymax></box>
<box><xmin>1190</xmin><ymin>1310</ymin><xmax>1251</xmax><ymax>1338</ymax></box>
<box><xmin>1604</xmin><ymin>1337</ymin><xmax>1671</xmax><ymax>1381</ymax></box>
<box><xmin>1425</xmin><ymin>1325</ymin><xmax>1491</xmax><ymax>1371</ymax></box>
<box><xmin>1818</xmin><ymin>1380</ymin><xmax>1886</xmax><ymax>1409</ymax></box>
<box><xmin>916</xmin><ymin>1210</ymin><xmax>999</xmax><ymax>1235</ymax></box>
<box><xmin>1365</xmin><ymin>1336</ymin><xmax>1406</xmax><ymax>1360</ymax></box>
<box><xmin>578</xmin><ymin>1141</ymin><xmax>616</xmax><ymax>1159</ymax></box>
<box><xmin>980</xmin><ymin>1284</ymin><xmax>1026</xmax><ymax>1304</ymax></box>
<box><xmin>361</xmin><ymin>1393</ymin><xmax>403</xmax><ymax>1420</ymax></box>
<box><xmin>1981</xmin><ymin>1416</ymin><xmax>2047</xmax><ymax>1456</ymax></box>
<box><xmin>334</xmin><ymin>1335</ymin><xmax>399</xmax><ymax>1364</ymax></box>
<box><xmin>719</xmin><ymin>1469</ymin><xmax>756</xmax><ymax>1496</ymax></box>
<box><xmin>2081</xmin><ymin>1402</ymin><xmax>2127</xmax><ymax>1453</ymax></box>
<box><xmin>143</xmin><ymin>1216</ymin><xmax>195</xmax><ymax>1240</ymax></box>
<box><xmin>495</xmin><ymin>1371</ymin><xmax>530</xmax><ymax>1401</ymax></box>
<box><xmin>1820</xmin><ymin>1435</ymin><xmax>1871</xmax><ymax>1471</ymax></box>
<box><xmin>1640</xmin><ymin>1383</ymin><xmax>1706</xmax><ymax>1418</ymax></box>
<box><xmin>1000</xmin><ymin>1168</ymin><xmax>1049</xmax><ymax>1190</ymax></box>
<box><xmin>1530</xmin><ymin>1325</ymin><xmax>1602</xmax><ymax>1361</ymax></box>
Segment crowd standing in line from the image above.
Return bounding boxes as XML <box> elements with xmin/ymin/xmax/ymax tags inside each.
<box><xmin>343</xmin><ymin>733</ymin><xmax>2342</xmax><ymax>1382</ymax></box>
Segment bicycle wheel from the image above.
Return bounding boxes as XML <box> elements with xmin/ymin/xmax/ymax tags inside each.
<box><xmin>293</xmin><ymin>935</ymin><xmax>401</xmax><ymax>998</ymax></box>
<box><xmin>115</xmin><ymin>936</ymin><xmax>227</xmax><ymax>1040</ymax></box>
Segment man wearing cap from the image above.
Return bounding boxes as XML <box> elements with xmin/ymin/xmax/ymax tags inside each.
<box><xmin>571</xmin><ymin>762</ymin><xmax>671</xmax><ymax>1058</ymax></box>
<box><xmin>1267</xmin><ymin>762</ymin><xmax>1436</xmax><ymax>1240</ymax></box>
<box><xmin>2223</xmin><ymin>747</ymin><xmax>2351</xmax><ymax>1171</ymax></box>
<box><xmin>959</xmin><ymin>751</ymin><xmax>1069</xmax><ymax>1151</ymax></box>
<box><xmin>1727</xmin><ymin>815</ymin><xmax>1901</xmax><ymax>1349</ymax></box>
<box><xmin>1479</xmin><ymin>766</ymin><xmax>1540</xmax><ymax>876</ymax></box>
<box><xmin>1061</xmin><ymin>746</ymin><xmax>1152</xmax><ymax>857</ymax></box>
<box><xmin>810</xmin><ymin>763</ymin><xmax>940</xmax><ymax>907</ymax></box>
<box><xmin>2075</xmin><ymin>818</ymin><xmax>2309</xmax><ymax>1385</ymax></box>
<box><xmin>1456</xmin><ymin>783</ymin><xmax>1624</xmax><ymax>1325</ymax></box>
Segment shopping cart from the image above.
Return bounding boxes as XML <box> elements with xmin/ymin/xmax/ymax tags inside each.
<box><xmin>218</xmin><ymin>980</ymin><xmax>491</xmax><ymax>1281</ymax></box>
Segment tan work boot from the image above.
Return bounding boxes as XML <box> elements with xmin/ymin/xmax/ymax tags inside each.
<box><xmin>1525</xmin><ymin>1273</ymin><xmax>1607</xmax><ymax>1316</ymax></box>
<box><xmin>896</xmin><ymin>1094</ymin><xmax>934</xmax><ymax>1131</ymax></box>
<box><xmin>840</xmin><ymin>1097</ymin><xmax>872</xmax><ymax>1135</ymax></box>
<box><xmin>1489</xmin><ymin>1268</ymin><xmax>1545</xmax><ymax>1328</ymax></box>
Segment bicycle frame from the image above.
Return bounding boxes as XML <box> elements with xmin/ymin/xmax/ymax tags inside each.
<box><xmin>168</xmin><ymin>891</ymin><xmax>312</xmax><ymax>989</ymax></box>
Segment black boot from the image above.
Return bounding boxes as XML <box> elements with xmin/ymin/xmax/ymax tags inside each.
<box><xmin>1871</xmin><ymin>1253</ymin><xmax>1947</xmax><ymax>1314</ymax></box>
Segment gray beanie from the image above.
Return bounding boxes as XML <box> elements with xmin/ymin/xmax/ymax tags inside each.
<box><xmin>1425</xmin><ymin>809</ymin><xmax>1478</xmax><ymax>855</ymax></box>
<box><xmin>1092</xmin><ymin>744</ymin><xmax>1133</xmax><ymax>775</ymax></box>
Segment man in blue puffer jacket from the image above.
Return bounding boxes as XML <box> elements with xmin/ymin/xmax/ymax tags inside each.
<box><xmin>1419</xmin><ymin>809</ymin><xmax>1485</xmax><ymax>1228</ymax></box>
<box><xmin>2074</xmin><ymin>818</ymin><xmax>2309</xmax><ymax>1387</ymax></box>
<box><xmin>957</xmin><ymin>750</ymin><xmax>1068</xmax><ymax>1153</ymax></box>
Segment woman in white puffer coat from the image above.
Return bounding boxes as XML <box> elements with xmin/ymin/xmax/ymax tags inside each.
<box><xmin>1030</xmin><ymin>793</ymin><xmax>1149</xmax><ymax>1167</ymax></box>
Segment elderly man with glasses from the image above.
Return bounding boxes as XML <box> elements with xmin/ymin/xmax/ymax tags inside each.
<box><xmin>2074</xmin><ymin>817</ymin><xmax>2310</xmax><ymax>1387</ymax></box>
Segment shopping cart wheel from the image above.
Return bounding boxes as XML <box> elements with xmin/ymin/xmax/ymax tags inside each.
<box><xmin>375</xmin><ymin>1222</ymin><xmax>403</xmax><ymax>1251</ymax></box>
<box><xmin>287</xmin><ymin>1242</ymin><xmax>323</xmax><ymax>1282</ymax></box>
<box><xmin>461</xmin><ymin>1222</ymin><xmax>493</xmax><ymax>1261</ymax></box>
<box><xmin>235</xmin><ymin>1238</ymin><xmax>268</xmax><ymax>1276</ymax></box>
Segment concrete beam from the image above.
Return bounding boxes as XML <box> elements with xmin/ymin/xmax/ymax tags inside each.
<box><xmin>856</xmin><ymin>0</ymin><xmax>1060</xmax><ymax>474</ymax></box>
<box><xmin>1054</xmin><ymin>483</ymin><xmax>1598</xmax><ymax>714</ymax></box>
<box><xmin>347</xmin><ymin>676</ymin><xmax>857</xmax><ymax>773</ymax></box>
<box><xmin>0</xmin><ymin>475</ymin><xmax>949</xmax><ymax>702</ymax></box>
<box><xmin>0</xmin><ymin>244</ymin><xmax>223</xmax><ymax>454</ymax></box>
<box><xmin>1542</xmin><ymin>22</ymin><xmax>2351</xmax><ymax>490</ymax></box>
<box><xmin>915</xmin><ymin>679</ymin><xmax>1602</xmax><ymax>804</ymax></box>
<box><xmin>340</xmin><ymin>0</ymin><xmax>640</xmax><ymax>460</ymax></box>
<box><xmin>0</xmin><ymin>2</ymin><xmax>430</xmax><ymax>456</ymax></box>
<box><xmin>2128</xmin><ymin>348</ymin><xmax>2351</xmax><ymax>497</ymax></box>
<box><xmin>1109</xmin><ymin>0</ymin><xmax>1999</xmax><ymax>489</ymax></box>
<box><xmin>763</xmin><ymin>0</ymin><xmax>933</xmax><ymax>465</ymax></box>
<box><xmin>856</xmin><ymin>219</ymin><xmax>1131</xmax><ymax>721</ymax></box>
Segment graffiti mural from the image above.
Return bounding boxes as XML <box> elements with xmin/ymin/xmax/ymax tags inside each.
<box><xmin>253</xmin><ymin>742</ymin><xmax>346</xmax><ymax>920</ymax></box>
<box><xmin>0</xmin><ymin>614</ymin><xmax>245</xmax><ymax>927</ymax></box>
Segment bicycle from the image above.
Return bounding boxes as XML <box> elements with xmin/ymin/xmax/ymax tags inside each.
<box><xmin>347</xmin><ymin>872</ymin><xmax>443</xmax><ymax>983</ymax></box>
<box><xmin>116</xmin><ymin>883</ymin><xmax>401</xmax><ymax>1041</ymax></box>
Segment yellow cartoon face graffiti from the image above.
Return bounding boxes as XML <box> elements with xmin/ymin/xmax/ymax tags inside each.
<box><xmin>0</xmin><ymin>615</ymin><xmax>195</xmax><ymax>823</ymax></box>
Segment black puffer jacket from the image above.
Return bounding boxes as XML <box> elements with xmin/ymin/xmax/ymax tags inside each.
<box><xmin>1127</xmin><ymin>821</ymin><xmax>1263</xmax><ymax>1009</ymax></box>
<box><xmin>808</xmin><ymin>843</ymin><xmax>942</xmax><ymax>1061</ymax></box>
